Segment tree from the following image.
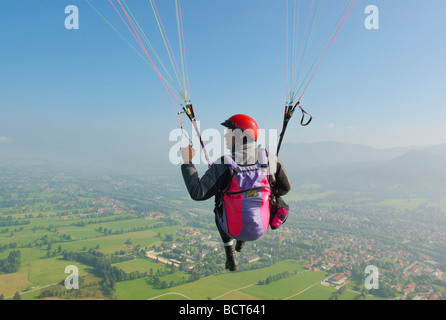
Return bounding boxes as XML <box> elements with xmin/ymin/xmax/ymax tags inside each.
<box><xmin>0</xmin><ymin>250</ymin><xmax>21</xmax><ymax>274</ymax></box>
<box><xmin>13</xmin><ymin>292</ymin><xmax>21</xmax><ymax>300</ymax></box>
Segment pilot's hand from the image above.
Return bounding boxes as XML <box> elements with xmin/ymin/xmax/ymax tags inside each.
<box><xmin>181</xmin><ymin>145</ymin><xmax>196</xmax><ymax>164</ymax></box>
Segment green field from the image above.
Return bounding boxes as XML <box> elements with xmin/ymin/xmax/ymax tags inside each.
<box><xmin>427</xmin><ymin>196</ymin><xmax>446</xmax><ymax>212</ymax></box>
<box><xmin>2</xmin><ymin>164</ymin><xmax>441</xmax><ymax>301</ymax></box>
<box><xmin>283</xmin><ymin>191</ymin><xmax>334</xmax><ymax>202</ymax></box>
<box><xmin>0</xmin><ymin>250</ymin><xmax>92</xmax><ymax>298</ymax></box>
<box><xmin>241</xmin><ymin>270</ymin><xmax>326</xmax><ymax>300</ymax></box>
<box><xmin>113</xmin><ymin>260</ymin><xmax>333</xmax><ymax>300</ymax></box>
<box><xmin>375</xmin><ymin>198</ymin><xmax>428</xmax><ymax>211</ymax></box>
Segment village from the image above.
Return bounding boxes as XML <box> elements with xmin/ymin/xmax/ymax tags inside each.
<box><xmin>1</xmin><ymin>166</ymin><xmax>444</xmax><ymax>300</ymax></box>
<box><xmin>56</xmin><ymin>193</ymin><xmax>446</xmax><ymax>300</ymax></box>
<box><xmin>141</xmin><ymin>204</ymin><xmax>446</xmax><ymax>300</ymax></box>
<box><xmin>145</xmin><ymin>226</ymin><xmax>267</xmax><ymax>272</ymax></box>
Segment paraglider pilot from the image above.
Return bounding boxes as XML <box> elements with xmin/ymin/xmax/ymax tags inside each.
<box><xmin>181</xmin><ymin>114</ymin><xmax>291</xmax><ymax>271</ymax></box>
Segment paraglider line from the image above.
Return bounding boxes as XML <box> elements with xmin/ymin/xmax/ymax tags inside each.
<box><xmin>290</xmin><ymin>0</ymin><xmax>314</xmax><ymax>100</ymax></box>
<box><xmin>178</xmin><ymin>0</ymin><xmax>191</xmax><ymax>102</ymax></box>
<box><xmin>150</xmin><ymin>0</ymin><xmax>188</xmax><ymax>103</ymax></box>
<box><xmin>113</xmin><ymin>0</ymin><xmax>187</xmax><ymax>135</ymax></box>
<box><xmin>113</xmin><ymin>0</ymin><xmax>182</xmax><ymax>108</ymax></box>
<box><xmin>298</xmin><ymin>0</ymin><xmax>356</xmax><ymax>102</ymax></box>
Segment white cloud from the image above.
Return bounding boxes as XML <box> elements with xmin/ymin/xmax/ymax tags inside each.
<box><xmin>0</xmin><ymin>136</ymin><xmax>13</xmax><ymax>144</ymax></box>
<box><xmin>345</xmin><ymin>126</ymin><xmax>357</xmax><ymax>131</ymax></box>
<box><xmin>327</xmin><ymin>123</ymin><xmax>335</xmax><ymax>129</ymax></box>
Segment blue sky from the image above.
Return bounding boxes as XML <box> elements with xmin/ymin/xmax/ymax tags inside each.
<box><xmin>1</xmin><ymin>0</ymin><xmax>445</xmax><ymax>167</ymax></box>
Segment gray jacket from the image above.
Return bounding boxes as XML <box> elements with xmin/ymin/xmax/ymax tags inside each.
<box><xmin>181</xmin><ymin>144</ymin><xmax>291</xmax><ymax>203</ymax></box>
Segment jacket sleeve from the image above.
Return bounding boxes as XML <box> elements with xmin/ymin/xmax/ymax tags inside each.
<box><xmin>274</xmin><ymin>158</ymin><xmax>292</xmax><ymax>196</ymax></box>
<box><xmin>181</xmin><ymin>162</ymin><xmax>230</xmax><ymax>201</ymax></box>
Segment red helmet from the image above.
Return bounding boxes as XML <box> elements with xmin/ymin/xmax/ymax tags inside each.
<box><xmin>221</xmin><ymin>114</ymin><xmax>259</xmax><ymax>141</ymax></box>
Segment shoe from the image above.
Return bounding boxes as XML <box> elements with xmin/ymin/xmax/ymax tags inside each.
<box><xmin>224</xmin><ymin>245</ymin><xmax>238</xmax><ymax>271</ymax></box>
<box><xmin>235</xmin><ymin>240</ymin><xmax>245</xmax><ymax>252</ymax></box>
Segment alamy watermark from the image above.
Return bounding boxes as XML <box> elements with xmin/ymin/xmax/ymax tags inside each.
<box><xmin>168</xmin><ymin>122</ymin><xmax>278</xmax><ymax>166</ymax></box>
<box><xmin>64</xmin><ymin>265</ymin><xmax>79</xmax><ymax>290</ymax></box>
<box><xmin>364</xmin><ymin>265</ymin><xmax>379</xmax><ymax>290</ymax></box>
<box><xmin>64</xmin><ymin>4</ymin><xmax>379</xmax><ymax>31</ymax></box>
<box><xmin>65</xmin><ymin>5</ymin><xmax>79</xmax><ymax>30</ymax></box>
<box><xmin>364</xmin><ymin>5</ymin><xmax>379</xmax><ymax>30</ymax></box>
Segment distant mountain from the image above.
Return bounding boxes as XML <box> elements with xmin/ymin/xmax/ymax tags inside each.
<box><xmin>280</xmin><ymin>142</ymin><xmax>446</xmax><ymax>196</ymax></box>
<box><xmin>372</xmin><ymin>149</ymin><xmax>446</xmax><ymax>185</ymax></box>
<box><xmin>3</xmin><ymin>138</ymin><xmax>445</xmax><ymax>196</ymax></box>
<box><xmin>422</xmin><ymin>143</ymin><xmax>446</xmax><ymax>157</ymax></box>
<box><xmin>279</xmin><ymin>141</ymin><xmax>416</xmax><ymax>171</ymax></box>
